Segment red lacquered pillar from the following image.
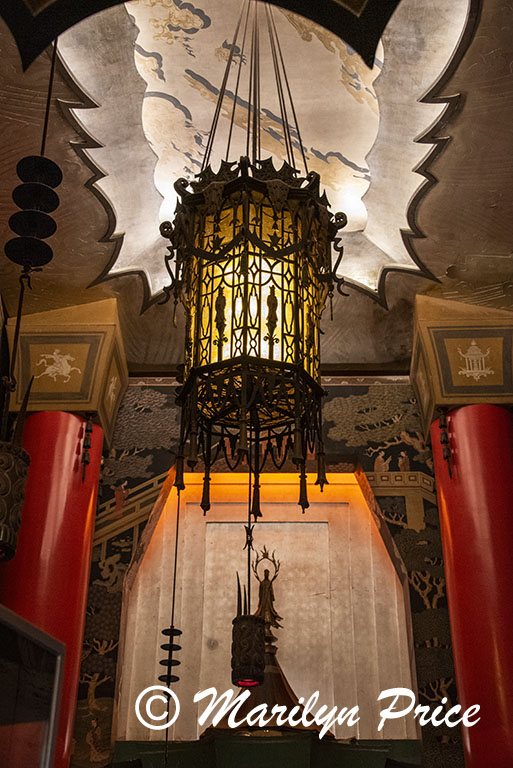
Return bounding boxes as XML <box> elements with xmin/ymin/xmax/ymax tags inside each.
<box><xmin>0</xmin><ymin>411</ymin><xmax>103</xmax><ymax>768</ymax></box>
<box><xmin>431</xmin><ymin>404</ymin><xmax>513</xmax><ymax>768</ymax></box>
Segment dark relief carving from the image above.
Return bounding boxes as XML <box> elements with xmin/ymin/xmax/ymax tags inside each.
<box><xmin>0</xmin><ymin>442</ymin><xmax>30</xmax><ymax>561</ymax></box>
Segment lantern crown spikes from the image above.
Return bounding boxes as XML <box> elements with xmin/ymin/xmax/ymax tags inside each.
<box><xmin>160</xmin><ymin>0</ymin><xmax>348</xmax><ymax>516</ymax></box>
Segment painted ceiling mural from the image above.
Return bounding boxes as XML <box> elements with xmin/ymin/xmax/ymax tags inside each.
<box><xmin>57</xmin><ymin>0</ymin><xmax>470</xmax><ymax>301</ymax></box>
<box><xmin>129</xmin><ymin>0</ymin><xmax>381</xmax><ymax>230</ymax></box>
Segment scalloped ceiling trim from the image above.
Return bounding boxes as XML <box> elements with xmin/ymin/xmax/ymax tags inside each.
<box><xmin>56</xmin><ymin>0</ymin><xmax>475</xmax><ymax>308</ymax></box>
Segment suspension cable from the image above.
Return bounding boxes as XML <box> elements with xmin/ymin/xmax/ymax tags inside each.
<box><xmin>226</xmin><ymin>1</ymin><xmax>251</xmax><ymax>161</ymax></box>
<box><xmin>202</xmin><ymin>0</ymin><xmax>307</xmax><ymax>173</ymax></box>
<box><xmin>246</xmin><ymin>2</ymin><xmax>258</xmax><ymax>160</ymax></box>
<box><xmin>41</xmin><ymin>39</ymin><xmax>58</xmax><ymax>157</ymax></box>
<box><xmin>202</xmin><ymin>5</ymin><xmax>244</xmax><ymax>170</ymax></box>
<box><xmin>265</xmin><ymin>4</ymin><xmax>294</xmax><ymax>167</ymax></box>
<box><xmin>164</xmin><ymin>488</ymin><xmax>181</xmax><ymax>768</ymax></box>
<box><xmin>253</xmin><ymin>1</ymin><xmax>261</xmax><ymax>164</ymax></box>
<box><xmin>247</xmin><ymin>428</ymin><xmax>252</xmax><ymax>612</ymax></box>
<box><xmin>269</xmin><ymin>6</ymin><xmax>308</xmax><ymax>173</ymax></box>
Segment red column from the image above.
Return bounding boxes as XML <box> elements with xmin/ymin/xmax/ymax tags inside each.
<box><xmin>431</xmin><ymin>404</ymin><xmax>513</xmax><ymax>768</ymax></box>
<box><xmin>0</xmin><ymin>411</ymin><xmax>103</xmax><ymax>768</ymax></box>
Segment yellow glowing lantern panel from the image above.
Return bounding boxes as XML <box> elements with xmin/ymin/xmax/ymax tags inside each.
<box><xmin>188</xmin><ymin>191</ymin><xmax>324</xmax><ymax>384</ymax></box>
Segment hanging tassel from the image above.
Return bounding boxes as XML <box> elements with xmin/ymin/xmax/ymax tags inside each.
<box><xmin>174</xmin><ymin>448</ymin><xmax>185</xmax><ymax>491</ymax></box>
<box><xmin>298</xmin><ymin>464</ymin><xmax>309</xmax><ymax>513</ymax></box>
<box><xmin>201</xmin><ymin>431</ymin><xmax>212</xmax><ymax>513</ymax></box>
<box><xmin>251</xmin><ymin>474</ymin><xmax>262</xmax><ymax>520</ymax></box>
<box><xmin>201</xmin><ymin>466</ymin><xmax>211</xmax><ymax>514</ymax></box>
<box><xmin>315</xmin><ymin>442</ymin><xmax>328</xmax><ymax>491</ymax></box>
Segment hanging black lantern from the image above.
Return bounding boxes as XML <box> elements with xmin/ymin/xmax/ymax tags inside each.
<box><xmin>231</xmin><ymin>613</ymin><xmax>266</xmax><ymax>687</ymax></box>
<box><xmin>161</xmin><ymin>1</ymin><xmax>347</xmax><ymax>518</ymax></box>
<box><xmin>5</xmin><ymin>155</ymin><xmax>62</xmax><ymax>269</ymax></box>
<box><xmin>230</xmin><ymin>573</ymin><xmax>265</xmax><ymax>687</ymax></box>
<box><xmin>0</xmin><ymin>153</ymin><xmax>61</xmax><ymax>560</ymax></box>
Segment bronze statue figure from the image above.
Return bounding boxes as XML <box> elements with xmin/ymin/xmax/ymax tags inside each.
<box><xmin>252</xmin><ymin>546</ymin><xmax>283</xmax><ymax>629</ymax></box>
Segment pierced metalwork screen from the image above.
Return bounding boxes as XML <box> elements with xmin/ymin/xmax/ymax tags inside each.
<box><xmin>191</xmin><ymin>192</ymin><xmax>324</xmax><ymax>382</ymax></box>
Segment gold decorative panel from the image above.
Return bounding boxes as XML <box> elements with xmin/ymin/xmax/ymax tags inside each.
<box><xmin>7</xmin><ymin>299</ymin><xmax>128</xmax><ymax>445</ymax></box>
<box><xmin>411</xmin><ymin>296</ymin><xmax>513</xmax><ymax>436</ymax></box>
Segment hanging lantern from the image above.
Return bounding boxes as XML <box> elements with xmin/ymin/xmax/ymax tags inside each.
<box><xmin>231</xmin><ymin>573</ymin><xmax>265</xmax><ymax>687</ymax></box>
<box><xmin>0</xmin><ymin>152</ymin><xmax>62</xmax><ymax>559</ymax></box>
<box><xmin>231</xmin><ymin>613</ymin><xmax>266</xmax><ymax>687</ymax></box>
<box><xmin>161</xmin><ymin>160</ymin><xmax>346</xmax><ymax>514</ymax></box>
<box><xmin>160</xmin><ymin>1</ymin><xmax>347</xmax><ymax>517</ymax></box>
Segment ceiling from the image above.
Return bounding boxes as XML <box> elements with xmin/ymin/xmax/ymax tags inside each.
<box><xmin>0</xmin><ymin>0</ymin><xmax>402</xmax><ymax>69</ymax></box>
<box><xmin>2</xmin><ymin>0</ymin><xmax>513</xmax><ymax>374</ymax></box>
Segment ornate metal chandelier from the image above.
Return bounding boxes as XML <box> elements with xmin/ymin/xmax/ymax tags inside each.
<box><xmin>160</xmin><ymin>0</ymin><xmax>347</xmax><ymax>517</ymax></box>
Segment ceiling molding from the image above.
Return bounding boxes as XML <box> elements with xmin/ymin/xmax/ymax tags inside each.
<box><xmin>389</xmin><ymin>0</ymin><xmax>483</xmax><ymax>305</ymax></box>
<box><xmin>54</xmin><ymin>53</ymin><xmax>135</xmax><ymax>302</ymax></box>
<box><xmin>54</xmin><ymin>19</ymin><xmax>168</xmax><ymax>314</ymax></box>
<box><xmin>54</xmin><ymin>0</ymin><xmax>477</xmax><ymax>313</ymax></box>
<box><xmin>341</xmin><ymin>0</ymin><xmax>482</xmax><ymax>309</ymax></box>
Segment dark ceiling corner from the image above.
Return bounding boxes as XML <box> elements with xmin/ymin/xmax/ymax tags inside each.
<box><xmin>0</xmin><ymin>0</ymin><xmax>403</xmax><ymax>70</ymax></box>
